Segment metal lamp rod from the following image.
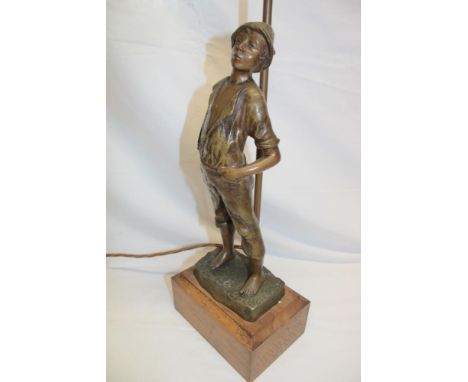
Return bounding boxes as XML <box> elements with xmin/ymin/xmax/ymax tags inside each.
<box><xmin>253</xmin><ymin>0</ymin><xmax>273</xmax><ymax>219</ymax></box>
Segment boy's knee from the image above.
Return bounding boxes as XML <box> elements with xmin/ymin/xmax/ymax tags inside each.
<box><xmin>241</xmin><ymin>239</ymin><xmax>265</xmax><ymax>260</ymax></box>
<box><xmin>215</xmin><ymin>217</ymin><xmax>231</xmax><ymax>227</ymax></box>
<box><xmin>215</xmin><ymin>211</ymin><xmax>231</xmax><ymax>226</ymax></box>
<box><xmin>236</xmin><ymin>222</ymin><xmax>260</xmax><ymax>239</ymax></box>
<box><xmin>214</xmin><ymin>202</ymin><xmax>232</xmax><ymax>226</ymax></box>
<box><xmin>240</xmin><ymin>233</ymin><xmax>265</xmax><ymax>260</ymax></box>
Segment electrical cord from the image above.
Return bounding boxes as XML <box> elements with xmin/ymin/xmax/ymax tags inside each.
<box><xmin>106</xmin><ymin>242</ymin><xmax>242</xmax><ymax>258</ymax></box>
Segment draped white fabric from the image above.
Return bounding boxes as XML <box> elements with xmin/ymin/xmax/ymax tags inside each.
<box><xmin>107</xmin><ymin>1</ymin><xmax>360</xmax><ymax>380</ymax></box>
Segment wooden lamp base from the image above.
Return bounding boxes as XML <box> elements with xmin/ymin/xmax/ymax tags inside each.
<box><xmin>172</xmin><ymin>266</ymin><xmax>310</xmax><ymax>382</ymax></box>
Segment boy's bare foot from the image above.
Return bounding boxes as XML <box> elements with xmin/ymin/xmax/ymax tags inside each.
<box><xmin>210</xmin><ymin>249</ymin><xmax>235</xmax><ymax>269</ymax></box>
<box><xmin>239</xmin><ymin>273</ymin><xmax>265</xmax><ymax>296</ymax></box>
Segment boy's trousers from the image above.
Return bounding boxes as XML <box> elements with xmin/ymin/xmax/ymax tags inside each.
<box><xmin>201</xmin><ymin>163</ymin><xmax>265</xmax><ymax>261</ymax></box>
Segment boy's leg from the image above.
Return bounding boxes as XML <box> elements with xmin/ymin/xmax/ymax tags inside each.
<box><xmin>210</xmin><ymin>220</ymin><xmax>235</xmax><ymax>269</ymax></box>
<box><xmin>203</xmin><ymin>175</ymin><xmax>236</xmax><ymax>269</ymax></box>
<box><xmin>238</xmin><ymin>231</ymin><xmax>265</xmax><ymax>296</ymax></box>
<box><xmin>220</xmin><ymin>178</ymin><xmax>266</xmax><ymax>296</ymax></box>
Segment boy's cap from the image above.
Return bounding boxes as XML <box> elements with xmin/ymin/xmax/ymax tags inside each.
<box><xmin>231</xmin><ymin>22</ymin><xmax>275</xmax><ymax>71</ymax></box>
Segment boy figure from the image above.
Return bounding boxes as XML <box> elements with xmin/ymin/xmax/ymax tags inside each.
<box><xmin>198</xmin><ymin>22</ymin><xmax>281</xmax><ymax>296</ymax></box>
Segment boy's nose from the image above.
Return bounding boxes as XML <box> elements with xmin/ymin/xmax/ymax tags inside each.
<box><xmin>237</xmin><ymin>38</ymin><xmax>249</xmax><ymax>51</ymax></box>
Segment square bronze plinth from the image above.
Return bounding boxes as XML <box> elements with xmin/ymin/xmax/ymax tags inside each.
<box><xmin>172</xmin><ymin>267</ymin><xmax>310</xmax><ymax>382</ymax></box>
<box><xmin>193</xmin><ymin>251</ymin><xmax>285</xmax><ymax>322</ymax></box>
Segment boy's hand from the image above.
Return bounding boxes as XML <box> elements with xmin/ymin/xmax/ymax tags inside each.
<box><xmin>218</xmin><ymin>167</ymin><xmax>244</xmax><ymax>181</ymax></box>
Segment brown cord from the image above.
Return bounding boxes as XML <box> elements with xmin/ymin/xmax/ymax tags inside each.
<box><xmin>106</xmin><ymin>242</ymin><xmax>242</xmax><ymax>258</ymax></box>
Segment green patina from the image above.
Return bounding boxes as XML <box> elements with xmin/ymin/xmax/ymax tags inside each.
<box><xmin>194</xmin><ymin>251</ymin><xmax>285</xmax><ymax>322</ymax></box>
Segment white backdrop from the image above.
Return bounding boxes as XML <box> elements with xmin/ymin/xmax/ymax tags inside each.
<box><xmin>107</xmin><ymin>0</ymin><xmax>360</xmax><ymax>381</ymax></box>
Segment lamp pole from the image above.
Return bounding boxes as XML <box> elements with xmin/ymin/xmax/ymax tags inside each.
<box><xmin>253</xmin><ymin>0</ymin><xmax>273</xmax><ymax>220</ymax></box>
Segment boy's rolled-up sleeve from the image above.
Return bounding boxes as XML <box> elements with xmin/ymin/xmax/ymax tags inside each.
<box><xmin>246</xmin><ymin>92</ymin><xmax>280</xmax><ymax>150</ymax></box>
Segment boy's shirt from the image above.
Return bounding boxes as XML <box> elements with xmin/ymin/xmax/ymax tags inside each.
<box><xmin>198</xmin><ymin>77</ymin><xmax>279</xmax><ymax>169</ymax></box>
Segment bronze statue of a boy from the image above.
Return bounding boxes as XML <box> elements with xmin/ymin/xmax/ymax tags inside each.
<box><xmin>197</xmin><ymin>22</ymin><xmax>280</xmax><ymax>296</ymax></box>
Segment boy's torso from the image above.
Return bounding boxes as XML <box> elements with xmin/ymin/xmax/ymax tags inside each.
<box><xmin>210</xmin><ymin>82</ymin><xmax>241</xmax><ymax>121</ymax></box>
<box><xmin>198</xmin><ymin>77</ymin><xmax>262</xmax><ymax>169</ymax></box>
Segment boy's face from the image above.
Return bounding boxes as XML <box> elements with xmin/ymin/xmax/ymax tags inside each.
<box><xmin>231</xmin><ymin>28</ymin><xmax>268</xmax><ymax>72</ymax></box>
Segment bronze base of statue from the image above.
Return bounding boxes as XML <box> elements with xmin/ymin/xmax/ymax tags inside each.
<box><xmin>172</xmin><ymin>267</ymin><xmax>310</xmax><ymax>382</ymax></box>
<box><xmin>194</xmin><ymin>250</ymin><xmax>285</xmax><ymax>322</ymax></box>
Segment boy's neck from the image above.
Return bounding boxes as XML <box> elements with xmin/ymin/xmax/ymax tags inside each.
<box><xmin>229</xmin><ymin>69</ymin><xmax>252</xmax><ymax>85</ymax></box>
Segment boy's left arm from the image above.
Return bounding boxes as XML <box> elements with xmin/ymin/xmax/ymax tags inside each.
<box><xmin>219</xmin><ymin>89</ymin><xmax>280</xmax><ymax>181</ymax></box>
<box><xmin>219</xmin><ymin>147</ymin><xmax>281</xmax><ymax>181</ymax></box>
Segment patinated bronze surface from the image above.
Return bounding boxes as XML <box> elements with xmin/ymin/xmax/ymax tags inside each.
<box><xmin>194</xmin><ymin>251</ymin><xmax>285</xmax><ymax>322</ymax></box>
<box><xmin>197</xmin><ymin>21</ymin><xmax>281</xmax><ymax>309</ymax></box>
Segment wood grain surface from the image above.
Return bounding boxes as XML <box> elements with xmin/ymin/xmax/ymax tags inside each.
<box><xmin>172</xmin><ymin>266</ymin><xmax>310</xmax><ymax>382</ymax></box>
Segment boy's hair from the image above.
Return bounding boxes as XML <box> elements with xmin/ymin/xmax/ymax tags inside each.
<box><xmin>231</xmin><ymin>22</ymin><xmax>275</xmax><ymax>73</ymax></box>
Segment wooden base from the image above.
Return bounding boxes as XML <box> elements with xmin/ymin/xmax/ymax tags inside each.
<box><xmin>172</xmin><ymin>266</ymin><xmax>310</xmax><ymax>382</ymax></box>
